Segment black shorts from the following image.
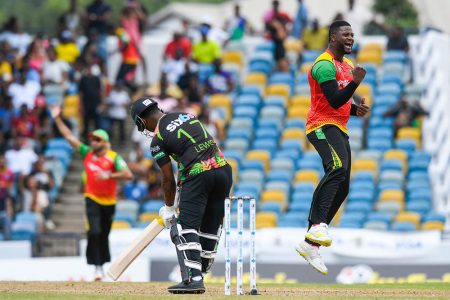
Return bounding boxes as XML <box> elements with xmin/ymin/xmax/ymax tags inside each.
<box><xmin>178</xmin><ymin>165</ymin><xmax>233</xmax><ymax>232</ymax></box>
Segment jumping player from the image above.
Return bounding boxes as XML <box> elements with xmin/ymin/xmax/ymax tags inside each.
<box><xmin>296</xmin><ymin>20</ymin><xmax>369</xmax><ymax>274</ymax></box>
<box><xmin>130</xmin><ymin>97</ymin><xmax>232</xmax><ymax>294</ymax></box>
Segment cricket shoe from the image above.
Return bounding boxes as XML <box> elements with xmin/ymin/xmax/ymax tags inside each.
<box><xmin>168</xmin><ymin>279</ymin><xmax>206</xmax><ymax>294</ymax></box>
<box><xmin>296</xmin><ymin>240</ymin><xmax>328</xmax><ymax>275</ymax></box>
<box><xmin>94</xmin><ymin>266</ymin><xmax>104</xmax><ymax>282</ymax></box>
<box><xmin>305</xmin><ymin>223</ymin><xmax>332</xmax><ymax>247</ymax></box>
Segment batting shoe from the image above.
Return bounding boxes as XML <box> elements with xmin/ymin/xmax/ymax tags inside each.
<box><xmin>94</xmin><ymin>266</ymin><xmax>104</xmax><ymax>282</ymax></box>
<box><xmin>168</xmin><ymin>278</ymin><xmax>206</xmax><ymax>294</ymax></box>
<box><xmin>305</xmin><ymin>223</ymin><xmax>332</xmax><ymax>247</ymax></box>
<box><xmin>296</xmin><ymin>240</ymin><xmax>328</xmax><ymax>275</ymax></box>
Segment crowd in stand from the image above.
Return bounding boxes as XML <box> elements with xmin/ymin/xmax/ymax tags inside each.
<box><xmin>0</xmin><ymin>0</ymin><xmax>424</xmax><ymax>239</ymax></box>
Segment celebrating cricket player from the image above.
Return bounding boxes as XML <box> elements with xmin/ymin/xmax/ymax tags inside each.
<box><xmin>296</xmin><ymin>20</ymin><xmax>370</xmax><ymax>274</ymax></box>
<box><xmin>130</xmin><ymin>97</ymin><xmax>232</xmax><ymax>294</ymax></box>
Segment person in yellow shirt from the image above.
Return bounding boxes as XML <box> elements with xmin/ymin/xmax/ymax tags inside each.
<box><xmin>192</xmin><ymin>25</ymin><xmax>221</xmax><ymax>64</ymax></box>
<box><xmin>55</xmin><ymin>31</ymin><xmax>80</xmax><ymax>64</ymax></box>
<box><xmin>303</xmin><ymin>19</ymin><xmax>328</xmax><ymax>51</ymax></box>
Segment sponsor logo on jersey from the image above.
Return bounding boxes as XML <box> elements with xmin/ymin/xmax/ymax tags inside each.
<box><xmin>151</xmin><ymin>145</ymin><xmax>160</xmax><ymax>153</ymax></box>
<box><xmin>166</xmin><ymin>113</ymin><xmax>195</xmax><ymax>132</ymax></box>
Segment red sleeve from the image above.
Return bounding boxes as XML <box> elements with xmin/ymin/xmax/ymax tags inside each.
<box><xmin>164</xmin><ymin>42</ymin><xmax>174</xmax><ymax>59</ymax></box>
<box><xmin>183</xmin><ymin>38</ymin><xmax>192</xmax><ymax>58</ymax></box>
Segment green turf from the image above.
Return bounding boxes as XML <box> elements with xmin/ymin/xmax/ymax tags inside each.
<box><xmin>2</xmin><ymin>282</ymin><xmax>450</xmax><ymax>300</ymax></box>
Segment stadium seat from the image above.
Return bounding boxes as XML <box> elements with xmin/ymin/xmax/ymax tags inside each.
<box><xmin>234</xmin><ymin>106</ymin><xmax>259</xmax><ymax>119</ymax></box>
<box><xmin>357</xmin><ymin>50</ymin><xmax>382</xmax><ymax>65</ymax></box>
<box><xmin>293</xmin><ymin>182</ymin><xmax>315</xmax><ymax>194</ymax></box>
<box><xmin>266</xmin><ymin>84</ymin><xmax>290</xmax><ymax>99</ymax></box>
<box><xmin>384</xmin><ymin>149</ymin><xmax>408</xmax><ymax>165</ymax></box>
<box><xmin>397</xmin><ymin>127</ymin><xmax>421</xmax><ymax>144</ymax></box>
<box><xmin>112</xmin><ymin>220</ymin><xmax>131</xmax><ymax>229</ymax></box>
<box><xmin>246</xmin><ymin>150</ymin><xmax>271</xmax><ymax>172</ymax></box>
<box><xmin>379</xmin><ymin>190</ymin><xmax>405</xmax><ymax>203</ymax></box>
<box><xmin>290</xmin><ymin>95</ymin><xmax>310</xmax><ymax>108</ymax></box>
<box><xmin>255</xmin><ymin>212</ymin><xmax>278</xmax><ymax>229</ymax></box>
<box><xmin>278</xmin><ymin>212</ymin><xmax>308</xmax><ymax>227</ymax></box>
<box><xmin>295</xmin><ymin>83</ymin><xmax>310</xmax><ymax>95</ymax></box>
<box><xmin>422</xmin><ymin>212</ymin><xmax>446</xmax><ymax>223</ymax></box>
<box><xmin>239</xmin><ymin>169</ymin><xmax>264</xmax><ymax>183</ymax></box>
<box><xmin>241</xmin><ymin>85</ymin><xmax>264</xmax><ymax>98</ymax></box>
<box><xmin>352</xmin><ymin>159</ymin><xmax>378</xmax><ymax>175</ymax></box>
<box><xmin>260</xmin><ymin>106</ymin><xmax>285</xmax><ymax>119</ymax></box>
<box><xmin>395</xmin><ymin>211</ymin><xmax>421</xmax><ymax>229</ymax></box>
<box><xmin>142</xmin><ymin>200</ymin><xmax>165</xmax><ymax>213</ymax></box>
<box><xmin>266</xmin><ymin>170</ymin><xmax>292</xmax><ymax>183</ymax></box>
<box><xmin>265</xmin><ymin>181</ymin><xmax>290</xmax><ymax>195</ymax></box>
<box><xmin>391</xmin><ymin>221</ymin><xmax>416</xmax><ymax>231</ymax></box>
<box><xmin>285</xmin><ymin>118</ymin><xmax>306</xmax><ymax>129</ymax></box>
<box><xmin>294</xmin><ymin>170</ymin><xmax>320</xmax><ymax>185</ymax></box>
<box><xmin>260</xmin><ymin>201</ymin><xmax>284</xmax><ymax>214</ymax></box>
<box><xmin>345</xmin><ymin>201</ymin><xmax>372</xmax><ymax>214</ymax></box>
<box><xmin>139</xmin><ymin>212</ymin><xmax>159</xmax><ymax>223</ymax></box>
<box><xmin>255</xmin><ymin>128</ymin><xmax>280</xmax><ymax>140</ymax></box>
<box><xmin>223</xmin><ymin>51</ymin><xmax>243</xmax><ymax>67</ymax></box>
<box><xmin>234</xmin><ymin>94</ymin><xmax>261</xmax><ymax>109</ymax></box>
<box><xmin>289</xmin><ymin>201</ymin><xmax>311</xmax><ymax>213</ymax></box>
<box><xmin>261</xmin><ymin>190</ymin><xmax>287</xmax><ymax>205</ymax></box>
<box><xmin>252</xmin><ymin>139</ymin><xmax>277</xmax><ymax>154</ymax></box>
<box><xmin>375</xmin><ymin>201</ymin><xmax>403</xmax><ymax>215</ymax></box>
<box><xmin>244</xmin><ymin>72</ymin><xmax>267</xmax><ymax>87</ymax></box>
<box><xmin>270</xmin><ymin>158</ymin><xmax>295</xmax><ymax>173</ymax></box>
<box><xmin>288</xmin><ymin>106</ymin><xmax>309</xmax><ymax>119</ymax></box>
<box><xmin>395</xmin><ymin>139</ymin><xmax>417</xmax><ymax>154</ymax></box>
<box><xmin>421</xmin><ymin>221</ymin><xmax>445</xmax><ymax>231</ymax></box>
<box><xmin>364</xmin><ymin>220</ymin><xmax>389</xmax><ymax>230</ymax></box>
<box><xmin>241</xmin><ymin>159</ymin><xmax>265</xmax><ymax>173</ymax></box>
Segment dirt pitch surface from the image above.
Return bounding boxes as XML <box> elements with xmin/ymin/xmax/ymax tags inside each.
<box><xmin>1</xmin><ymin>281</ymin><xmax>450</xmax><ymax>299</ymax></box>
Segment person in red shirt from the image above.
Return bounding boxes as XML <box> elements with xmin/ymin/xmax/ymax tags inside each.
<box><xmin>164</xmin><ymin>32</ymin><xmax>192</xmax><ymax>60</ymax></box>
<box><xmin>0</xmin><ymin>154</ymin><xmax>14</xmax><ymax>240</ymax></box>
<box><xmin>50</xmin><ymin>105</ymin><xmax>133</xmax><ymax>281</ymax></box>
<box><xmin>12</xmin><ymin>104</ymin><xmax>39</xmax><ymax>139</ymax></box>
<box><xmin>296</xmin><ymin>21</ymin><xmax>369</xmax><ymax>275</ymax></box>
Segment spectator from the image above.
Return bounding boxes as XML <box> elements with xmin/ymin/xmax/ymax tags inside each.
<box><xmin>29</xmin><ymin>155</ymin><xmax>55</xmax><ymax>229</ymax></box>
<box><xmin>192</xmin><ymin>25</ymin><xmax>221</xmax><ymax>64</ymax></box>
<box><xmin>107</xmin><ymin>81</ymin><xmax>130</xmax><ymax>142</ymax></box>
<box><xmin>198</xmin><ymin>108</ymin><xmax>224</xmax><ymax>143</ymax></box>
<box><xmin>79</xmin><ymin>63</ymin><xmax>103</xmax><ymax>138</ymax></box>
<box><xmin>22</xmin><ymin>175</ymin><xmax>49</xmax><ymax>231</ymax></box>
<box><xmin>127</xmin><ymin>145</ymin><xmax>151</xmax><ymax>181</ymax></box>
<box><xmin>344</xmin><ymin>0</ymin><xmax>372</xmax><ymax>40</ymax></box>
<box><xmin>23</xmin><ymin>37</ymin><xmax>47</xmax><ymax>74</ymax></box>
<box><xmin>266</xmin><ymin>17</ymin><xmax>288</xmax><ymax>63</ymax></box>
<box><xmin>7</xmin><ymin>68</ymin><xmax>41</xmax><ymax>110</ymax></box>
<box><xmin>164</xmin><ymin>32</ymin><xmax>192</xmax><ymax>60</ymax></box>
<box><xmin>0</xmin><ymin>50</ymin><xmax>13</xmax><ymax>83</ymax></box>
<box><xmin>116</xmin><ymin>26</ymin><xmax>140</xmax><ymax>92</ymax></box>
<box><xmin>42</xmin><ymin>46</ymin><xmax>70</xmax><ymax>105</ymax></box>
<box><xmin>11</xmin><ymin>104</ymin><xmax>39</xmax><ymax>140</ymax></box>
<box><xmin>55</xmin><ymin>30</ymin><xmax>80</xmax><ymax>64</ymax></box>
<box><xmin>204</xmin><ymin>58</ymin><xmax>234</xmax><ymax>95</ymax></box>
<box><xmin>199</xmin><ymin>16</ymin><xmax>229</xmax><ymax>46</ymax></box>
<box><xmin>387</xmin><ymin>26</ymin><xmax>409</xmax><ymax>52</ymax></box>
<box><xmin>263</xmin><ymin>0</ymin><xmax>292</xmax><ymax>28</ymax></box>
<box><xmin>177</xmin><ymin>61</ymin><xmax>198</xmax><ymax>92</ymax></box>
<box><xmin>303</xmin><ymin>19</ymin><xmax>328</xmax><ymax>51</ymax></box>
<box><xmin>383</xmin><ymin>97</ymin><xmax>428</xmax><ymax>135</ymax></box>
<box><xmin>0</xmin><ymin>97</ymin><xmax>14</xmax><ymax>138</ymax></box>
<box><xmin>59</xmin><ymin>0</ymin><xmax>81</xmax><ymax>36</ymax></box>
<box><xmin>226</xmin><ymin>4</ymin><xmax>248</xmax><ymax>42</ymax></box>
<box><xmin>162</xmin><ymin>48</ymin><xmax>192</xmax><ymax>85</ymax></box>
<box><xmin>0</xmin><ymin>16</ymin><xmax>32</xmax><ymax>56</ymax></box>
<box><xmin>5</xmin><ymin>137</ymin><xmax>38</xmax><ymax>176</ymax></box>
<box><xmin>154</xmin><ymin>73</ymin><xmax>179</xmax><ymax>113</ymax></box>
<box><xmin>181</xmin><ymin>18</ymin><xmax>196</xmax><ymax>42</ymax></box>
<box><xmin>291</xmin><ymin>0</ymin><xmax>308</xmax><ymax>39</ymax></box>
<box><xmin>84</xmin><ymin>0</ymin><xmax>112</xmax><ymax>61</ymax></box>
<box><xmin>80</xmin><ymin>31</ymin><xmax>105</xmax><ymax>74</ymax></box>
<box><xmin>0</xmin><ymin>154</ymin><xmax>14</xmax><ymax>239</ymax></box>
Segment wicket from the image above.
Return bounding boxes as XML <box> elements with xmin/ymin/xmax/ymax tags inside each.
<box><xmin>224</xmin><ymin>196</ymin><xmax>258</xmax><ymax>296</ymax></box>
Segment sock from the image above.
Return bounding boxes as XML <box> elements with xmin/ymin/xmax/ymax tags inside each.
<box><xmin>305</xmin><ymin>238</ymin><xmax>321</xmax><ymax>247</ymax></box>
<box><xmin>192</xmin><ymin>276</ymin><xmax>202</xmax><ymax>281</ymax></box>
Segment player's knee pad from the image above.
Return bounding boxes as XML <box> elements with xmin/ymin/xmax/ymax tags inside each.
<box><xmin>170</xmin><ymin>221</ymin><xmax>203</xmax><ymax>281</ymax></box>
<box><xmin>199</xmin><ymin>225</ymin><xmax>222</xmax><ymax>274</ymax></box>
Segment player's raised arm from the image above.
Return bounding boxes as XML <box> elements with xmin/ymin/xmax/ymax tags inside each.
<box><xmin>50</xmin><ymin>105</ymin><xmax>81</xmax><ymax>151</ymax></box>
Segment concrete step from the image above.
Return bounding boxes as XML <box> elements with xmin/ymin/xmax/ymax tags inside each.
<box><xmin>60</xmin><ymin>183</ymin><xmax>81</xmax><ymax>194</ymax></box>
<box><xmin>53</xmin><ymin>202</ymin><xmax>85</xmax><ymax>215</ymax></box>
<box><xmin>57</xmin><ymin>194</ymin><xmax>84</xmax><ymax>204</ymax></box>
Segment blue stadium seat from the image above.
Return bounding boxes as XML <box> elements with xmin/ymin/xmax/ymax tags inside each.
<box><xmin>348</xmin><ymin>190</ymin><xmax>374</xmax><ymax>203</ymax></box>
<box><xmin>380</xmin><ymin>159</ymin><xmax>403</xmax><ymax>172</ymax></box>
<box><xmin>123</xmin><ymin>181</ymin><xmax>147</xmax><ymax>202</ymax></box>
<box><xmin>223</xmin><ymin>150</ymin><xmax>244</xmax><ymax>164</ymax></box>
<box><xmin>408</xmin><ymin>160</ymin><xmax>428</xmax><ymax>173</ymax></box>
<box><xmin>274</xmin><ymin>149</ymin><xmax>301</xmax><ymax>161</ymax></box>
<box><xmin>352</xmin><ymin>171</ymin><xmax>375</xmax><ymax>183</ymax></box>
<box><xmin>281</xmin><ymin>139</ymin><xmax>303</xmax><ymax>151</ymax></box>
<box><xmin>270</xmin><ymin>158</ymin><xmax>295</xmax><ymax>173</ymax></box>
<box><xmin>368</xmin><ymin>128</ymin><xmax>393</xmax><ymax>139</ymax></box>
<box><xmin>234</xmin><ymin>106</ymin><xmax>259</xmax><ymax>119</ymax></box>
<box><xmin>302</xmin><ymin>50</ymin><xmax>321</xmax><ymax>63</ymax></box>
<box><xmin>340</xmin><ymin>212</ymin><xmax>366</xmax><ymax>224</ymax></box>
<box><xmin>255</xmin><ymin>41</ymin><xmax>275</xmax><ymax>52</ymax></box>
<box><xmin>241</xmin><ymin>159</ymin><xmax>265</xmax><ymax>172</ymax></box>
<box><xmin>383</xmin><ymin>50</ymin><xmax>408</xmax><ymax>64</ymax></box>
<box><xmin>361</xmin><ymin>63</ymin><xmax>377</xmax><ymax>76</ymax></box>
<box><xmin>289</xmin><ymin>201</ymin><xmax>311</xmax><ymax>213</ymax></box>
<box><xmin>269</xmin><ymin>73</ymin><xmax>295</xmax><ymax>91</ymax></box>
<box><xmin>252</xmin><ymin>139</ymin><xmax>277</xmax><ymax>154</ymax></box>
<box><xmin>423</xmin><ymin>212</ymin><xmax>446</xmax><ymax>223</ymax></box>
<box><xmin>347</xmin><ymin>117</ymin><xmax>363</xmax><ymax>129</ymax></box>
<box><xmin>114</xmin><ymin>212</ymin><xmax>137</xmax><ymax>226</ymax></box>
<box><xmin>395</xmin><ymin>139</ymin><xmax>417</xmax><ymax>155</ymax></box>
<box><xmin>260</xmin><ymin>202</ymin><xmax>283</xmax><ymax>215</ymax></box>
<box><xmin>345</xmin><ymin>201</ymin><xmax>372</xmax><ymax>213</ymax></box>
<box><xmin>297</xmin><ymin>159</ymin><xmax>323</xmax><ymax>173</ymax></box>
<box><xmin>285</xmin><ymin>118</ymin><xmax>306</xmax><ymax>129</ymax></box>
<box><xmin>293</xmin><ymin>182</ymin><xmax>315</xmax><ymax>194</ymax></box>
<box><xmin>257</xmin><ymin>118</ymin><xmax>282</xmax><ymax>131</ymax></box>
<box><xmin>407</xmin><ymin>190</ymin><xmax>432</xmax><ymax>203</ymax></box>
<box><xmin>141</xmin><ymin>200</ymin><xmax>165</xmax><ymax>213</ymax></box>
<box><xmin>234</xmin><ymin>94</ymin><xmax>261</xmax><ymax>108</ymax></box>
<box><xmin>376</xmin><ymin>83</ymin><xmax>402</xmax><ymax>98</ymax></box>
<box><xmin>366</xmin><ymin>212</ymin><xmax>393</xmax><ymax>223</ymax></box>
<box><xmin>406</xmin><ymin>180</ymin><xmax>431</xmax><ymax>193</ymax></box>
<box><xmin>302</xmin><ymin>151</ymin><xmax>321</xmax><ymax>162</ymax></box>
<box><xmin>264</xmin><ymin>95</ymin><xmax>286</xmax><ymax>109</ymax></box>
<box><xmin>410</xmin><ymin>151</ymin><xmax>431</xmax><ymax>164</ymax></box>
<box><xmin>408</xmin><ymin>170</ymin><xmax>429</xmax><ymax>181</ymax></box>
<box><xmin>381</xmin><ymin>74</ymin><xmax>403</xmax><ymax>87</ymax></box>
<box><xmin>367</xmin><ymin>138</ymin><xmax>393</xmax><ymax>151</ymax></box>
<box><xmin>249</xmin><ymin>62</ymin><xmax>272</xmax><ymax>75</ymax></box>
<box><xmin>240</xmin><ymin>85</ymin><xmax>263</xmax><ymax>98</ymax></box>
<box><xmin>378</xmin><ymin>181</ymin><xmax>403</xmax><ymax>192</ymax></box>
<box><xmin>350</xmin><ymin>181</ymin><xmax>376</xmax><ymax>193</ymax></box>
<box><xmin>391</xmin><ymin>221</ymin><xmax>416</xmax><ymax>231</ymax></box>
<box><xmin>236</xmin><ymin>182</ymin><xmax>262</xmax><ymax>196</ymax></box>
<box><xmin>374</xmin><ymin>94</ymin><xmax>398</xmax><ymax>106</ymax></box>
<box><xmin>406</xmin><ymin>200</ymin><xmax>430</xmax><ymax>215</ymax></box>
<box><xmin>369</xmin><ymin>117</ymin><xmax>395</xmax><ymax>129</ymax></box>
<box><xmin>266</xmin><ymin>170</ymin><xmax>292</xmax><ymax>182</ymax></box>
<box><xmin>255</xmin><ymin>128</ymin><xmax>280</xmax><ymax>140</ymax></box>
<box><xmin>297</xmin><ymin>73</ymin><xmax>308</xmax><ymax>85</ymax></box>
<box><xmin>278</xmin><ymin>212</ymin><xmax>308</xmax><ymax>227</ymax></box>
<box><xmin>339</xmin><ymin>220</ymin><xmax>363</xmax><ymax>228</ymax></box>
<box><xmin>224</xmin><ymin>138</ymin><xmax>249</xmax><ymax>152</ymax></box>
<box><xmin>227</xmin><ymin>128</ymin><xmax>253</xmax><ymax>140</ymax></box>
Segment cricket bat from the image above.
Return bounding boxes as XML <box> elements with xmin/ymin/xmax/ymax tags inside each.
<box><xmin>107</xmin><ymin>218</ymin><xmax>165</xmax><ymax>281</ymax></box>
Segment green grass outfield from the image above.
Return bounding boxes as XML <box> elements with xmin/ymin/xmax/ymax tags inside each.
<box><xmin>1</xmin><ymin>282</ymin><xmax>450</xmax><ymax>300</ymax></box>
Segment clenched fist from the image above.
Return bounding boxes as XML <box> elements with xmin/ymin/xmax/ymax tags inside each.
<box><xmin>352</xmin><ymin>65</ymin><xmax>367</xmax><ymax>84</ymax></box>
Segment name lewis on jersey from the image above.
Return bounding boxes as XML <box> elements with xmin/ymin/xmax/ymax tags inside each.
<box><xmin>166</xmin><ymin>113</ymin><xmax>195</xmax><ymax>132</ymax></box>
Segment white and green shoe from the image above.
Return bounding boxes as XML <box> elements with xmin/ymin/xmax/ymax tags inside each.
<box><xmin>296</xmin><ymin>240</ymin><xmax>328</xmax><ymax>275</ymax></box>
<box><xmin>305</xmin><ymin>223</ymin><xmax>332</xmax><ymax>247</ymax></box>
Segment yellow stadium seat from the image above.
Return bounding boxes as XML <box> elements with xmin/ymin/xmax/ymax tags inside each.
<box><xmin>357</xmin><ymin>50</ymin><xmax>382</xmax><ymax>65</ymax></box>
<box><xmin>64</xmin><ymin>94</ymin><xmax>80</xmax><ymax>108</ymax></box>
<box><xmin>384</xmin><ymin>149</ymin><xmax>408</xmax><ymax>171</ymax></box>
<box><xmin>284</xmin><ymin>39</ymin><xmax>303</xmax><ymax>53</ymax></box>
<box><xmin>356</xmin><ymin>83</ymin><xmax>372</xmax><ymax>97</ymax></box>
<box><xmin>282</xmin><ymin>128</ymin><xmax>305</xmax><ymax>141</ymax></box>
<box><xmin>361</xmin><ymin>42</ymin><xmax>383</xmax><ymax>54</ymax></box>
<box><xmin>146</xmin><ymin>83</ymin><xmax>182</xmax><ymax>99</ymax></box>
<box><xmin>256</xmin><ymin>212</ymin><xmax>278</xmax><ymax>229</ymax></box>
<box><xmin>209</xmin><ymin>94</ymin><xmax>232</xmax><ymax>122</ymax></box>
<box><xmin>139</xmin><ymin>212</ymin><xmax>159</xmax><ymax>223</ymax></box>
<box><xmin>290</xmin><ymin>95</ymin><xmax>310</xmax><ymax>109</ymax></box>
<box><xmin>379</xmin><ymin>189</ymin><xmax>405</xmax><ymax>203</ymax></box>
<box><xmin>62</xmin><ymin>106</ymin><xmax>79</xmax><ymax>118</ymax></box>
<box><xmin>266</xmin><ymin>84</ymin><xmax>290</xmax><ymax>100</ymax></box>
<box><xmin>223</xmin><ymin>51</ymin><xmax>243</xmax><ymax>66</ymax></box>
<box><xmin>352</xmin><ymin>159</ymin><xmax>378</xmax><ymax>174</ymax></box>
<box><xmin>397</xmin><ymin>127</ymin><xmax>421</xmax><ymax>142</ymax></box>
<box><xmin>295</xmin><ymin>170</ymin><xmax>320</xmax><ymax>185</ymax></box>
<box><xmin>246</xmin><ymin>150</ymin><xmax>271</xmax><ymax>172</ymax></box>
<box><xmin>300</xmin><ymin>62</ymin><xmax>313</xmax><ymax>73</ymax></box>
<box><xmin>395</xmin><ymin>211</ymin><xmax>421</xmax><ymax>228</ymax></box>
<box><xmin>261</xmin><ymin>190</ymin><xmax>286</xmax><ymax>204</ymax></box>
<box><xmin>288</xmin><ymin>106</ymin><xmax>309</xmax><ymax>119</ymax></box>
<box><xmin>112</xmin><ymin>220</ymin><xmax>131</xmax><ymax>229</ymax></box>
<box><xmin>244</xmin><ymin>72</ymin><xmax>267</xmax><ymax>87</ymax></box>
<box><xmin>421</xmin><ymin>221</ymin><xmax>445</xmax><ymax>231</ymax></box>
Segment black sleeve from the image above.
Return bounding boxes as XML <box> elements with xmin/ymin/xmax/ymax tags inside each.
<box><xmin>151</xmin><ymin>137</ymin><xmax>171</xmax><ymax>168</ymax></box>
<box><xmin>320</xmin><ymin>80</ymin><xmax>359</xmax><ymax>109</ymax></box>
